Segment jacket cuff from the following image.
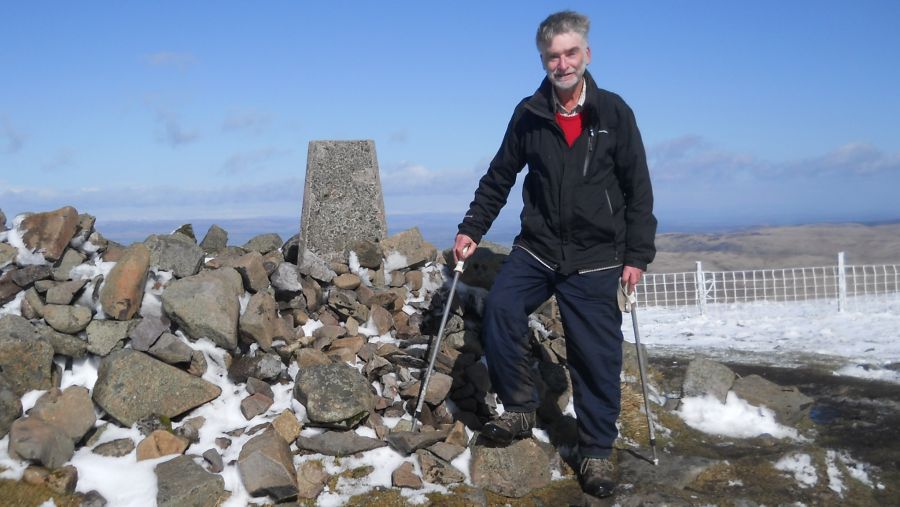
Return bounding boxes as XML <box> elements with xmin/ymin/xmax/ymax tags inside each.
<box><xmin>457</xmin><ymin>225</ymin><xmax>484</xmax><ymax>245</ymax></box>
<box><xmin>624</xmin><ymin>258</ymin><xmax>648</xmax><ymax>271</ymax></box>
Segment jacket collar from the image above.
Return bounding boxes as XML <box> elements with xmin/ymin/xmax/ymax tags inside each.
<box><xmin>524</xmin><ymin>69</ymin><xmax>601</xmax><ymax>123</ymax></box>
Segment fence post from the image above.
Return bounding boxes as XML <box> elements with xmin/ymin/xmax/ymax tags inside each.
<box><xmin>696</xmin><ymin>261</ymin><xmax>707</xmax><ymax>315</ymax></box>
<box><xmin>837</xmin><ymin>251</ymin><xmax>847</xmax><ymax>312</ymax></box>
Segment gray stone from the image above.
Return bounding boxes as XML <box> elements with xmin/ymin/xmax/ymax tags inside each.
<box><xmin>246</xmin><ymin>377</ymin><xmax>275</xmax><ymax>399</ymax></box>
<box><xmin>20</xmin><ymin>206</ymin><xmax>79</xmax><ymax>262</ymax></box>
<box><xmin>161</xmin><ymin>268</ymin><xmax>242</xmax><ymax>349</ymax></box>
<box><xmin>428</xmin><ymin>441</ymin><xmax>465</xmax><ymax>462</ymax></box>
<box><xmin>0</xmin><ymin>243</ymin><xmax>16</xmax><ymax>268</ymax></box>
<box><xmin>0</xmin><ymin>272</ymin><xmax>22</xmax><ymax>306</ymax></box>
<box><xmin>71</xmin><ymin>213</ymin><xmax>97</xmax><ymax>248</ymax></box>
<box><xmin>0</xmin><ymin>208</ymin><xmax>5</xmax><ymax>230</ymax></box>
<box><xmin>92</xmin><ymin>438</ymin><xmax>136</xmax><ymax>457</ymax></box>
<box><xmin>298</xmin><ymin>249</ymin><xmax>336</xmax><ymax>283</ymax></box>
<box><xmin>30</xmin><ymin>386</ymin><xmax>97</xmax><ymax>442</ymax></box>
<box><xmin>296</xmin><ymin>430</ymin><xmax>387</xmax><ymax>456</ymax></box>
<box><xmin>100</xmin><ymin>243</ymin><xmax>150</xmax><ymax>321</ymax></box>
<box><xmin>144</xmin><ymin>234</ymin><xmax>205</xmax><ymax>279</ymax></box>
<box><xmin>199</xmin><ymin>224</ymin><xmax>228</xmax><ymax>255</ymax></box>
<box><xmin>243</xmin><ymin>233</ymin><xmax>283</xmax><ymax>254</ymax></box>
<box><xmin>202</xmin><ymin>448</ymin><xmax>224</xmax><ymax>473</ymax></box>
<box><xmin>216</xmin><ymin>251</ymin><xmax>270</xmax><ymax>293</ymax></box>
<box><xmin>11</xmin><ymin>265</ymin><xmax>53</xmax><ymax>287</ymax></box>
<box><xmin>237</xmin><ymin>429</ymin><xmax>297</xmax><ymax>501</ymax></box>
<box><xmin>239</xmin><ymin>291</ymin><xmax>280</xmax><ymax>351</ymax></box>
<box><xmin>8</xmin><ymin>417</ymin><xmax>75</xmax><ymax>469</ymax></box>
<box><xmin>619</xmin><ymin>452</ymin><xmax>720</xmax><ymax>490</ymax></box>
<box><xmin>416</xmin><ymin>449</ymin><xmax>465</xmax><ymax>485</ymax></box>
<box><xmin>51</xmin><ymin>249</ymin><xmax>87</xmax><ymax>282</ymax></box>
<box><xmin>0</xmin><ymin>315</ymin><xmax>54</xmax><ymax>395</ymax></box>
<box><xmin>85</xmin><ymin>319</ymin><xmax>131</xmax><ymax>356</ymax></box>
<box><xmin>392</xmin><ymin>461</ymin><xmax>423</xmax><ymax>489</ymax></box>
<box><xmin>299</xmin><ymin>140</ymin><xmax>388</xmax><ymax>264</ymax></box>
<box><xmin>148</xmin><ymin>332</ymin><xmax>194</xmax><ymax>364</ymax></box>
<box><xmin>386</xmin><ymin>430</ymin><xmax>448</xmax><ymax>455</ymax></box>
<box><xmin>369</xmin><ymin>304</ymin><xmax>393</xmax><ymax>335</ymax></box>
<box><xmin>128</xmin><ymin>314</ymin><xmax>171</xmax><ymax>351</ymax></box>
<box><xmin>731</xmin><ymin>374</ymin><xmax>814</xmax><ymax>425</ymax></box>
<box><xmin>173</xmin><ymin>224</ymin><xmax>196</xmax><ymax>241</ymax></box>
<box><xmin>45</xmin><ymin>279</ymin><xmax>88</xmax><ymax>305</ymax></box>
<box><xmin>80</xmin><ymin>490</ymin><xmax>108</xmax><ymax>507</ymax></box>
<box><xmin>270</xmin><ymin>262</ymin><xmax>302</xmax><ymax>292</ymax></box>
<box><xmin>296</xmin><ymin>460</ymin><xmax>330</xmax><ymax>499</ymax></box>
<box><xmin>43</xmin><ymin>304</ymin><xmax>93</xmax><ymax>334</ymax></box>
<box><xmin>240</xmin><ymin>393</ymin><xmax>274</xmax><ymax>420</ymax></box>
<box><xmin>470</xmin><ymin>437</ymin><xmax>551</xmax><ymax>497</ymax></box>
<box><xmin>0</xmin><ymin>380</ymin><xmax>22</xmax><ymax>438</ymax></box>
<box><xmin>381</xmin><ymin>227</ymin><xmax>437</xmax><ymax>270</ymax></box>
<box><xmin>92</xmin><ymin>349</ymin><xmax>221</xmax><ymax>426</ymax></box>
<box><xmin>347</xmin><ymin>239</ymin><xmax>383</xmax><ymax>269</ymax></box>
<box><xmin>293</xmin><ymin>363</ymin><xmax>374</xmax><ymax>429</ymax></box>
<box><xmin>228</xmin><ymin>351</ymin><xmax>284</xmax><ymax>383</ymax></box>
<box><xmin>683</xmin><ymin>358</ymin><xmax>736</xmax><ymax>402</ymax></box>
<box><xmin>155</xmin><ymin>455</ymin><xmax>226</xmax><ymax>507</ymax></box>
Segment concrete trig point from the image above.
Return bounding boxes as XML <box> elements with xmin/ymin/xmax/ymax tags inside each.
<box><xmin>299</xmin><ymin>140</ymin><xmax>388</xmax><ymax>263</ymax></box>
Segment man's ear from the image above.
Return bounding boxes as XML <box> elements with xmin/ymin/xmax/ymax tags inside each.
<box><xmin>585</xmin><ymin>46</ymin><xmax>592</xmax><ymax>65</ymax></box>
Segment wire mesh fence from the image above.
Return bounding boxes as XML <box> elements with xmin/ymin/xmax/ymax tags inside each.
<box><xmin>638</xmin><ymin>253</ymin><xmax>900</xmax><ymax>313</ymax></box>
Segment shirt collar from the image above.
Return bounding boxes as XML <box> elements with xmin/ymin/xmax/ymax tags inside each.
<box><xmin>552</xmin><ymin>78</ymin><xmax>586</xmax><ymax>117</ymax></box>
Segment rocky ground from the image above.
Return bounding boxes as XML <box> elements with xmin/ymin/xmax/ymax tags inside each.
<box><xmin>0</xmin><ymin>206</ymin><xmax>896</xmax><ymax>506</ymax></box>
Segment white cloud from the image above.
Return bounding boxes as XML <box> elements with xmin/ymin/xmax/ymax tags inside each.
<box><xmin>1</xmin><ymin>117</ymin><xmax>25</xmax><ymax>154</ymax></box>
<box><xmin>155</xmin><ymin>109</ymin><xmax>199</xmax><ymax>147</ymax></box>
<box><xmin>221</xmin><ymin>147</ymin><xmax>290</xmax><ymax>174</ymax></box>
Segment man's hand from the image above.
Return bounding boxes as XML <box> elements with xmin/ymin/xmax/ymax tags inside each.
<box><xmin>454</xmin><ymin>234</ymin><xmax>477</xmax><ymax>263</ymax></box>
<box><xmin>622</xmin><ymin>265</ymin><xmax>644</xmax><ymax>293</ymax></box>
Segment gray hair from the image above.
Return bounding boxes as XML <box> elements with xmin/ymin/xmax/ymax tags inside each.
<box><xmin>535</xmin><ymin>11</ymin><xmax>590</xmax><ymax>52</ymax></box>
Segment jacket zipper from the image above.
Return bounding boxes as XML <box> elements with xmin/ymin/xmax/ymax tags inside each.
<box><xmin>582</xmin><ymin>128</ymin><xmax>595</xmax><ymax>177</ymax></box>
<box><xmin>578</xmin><ymin>263</ymin><xmax>623</xmax><ymax>274</ymax></box>
<box><xmin>604</xmin><ymin>189</ymin><xmax>614</xmax><ymax>215</ymax></box>
<box><xmin>514</xmin><ymin>245</ymin><xmax>558</xmax><ymax>271</ymax></box>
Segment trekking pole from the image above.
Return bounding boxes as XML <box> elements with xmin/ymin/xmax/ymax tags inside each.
<box><xmin>623</xmin><ymin>282</ymin><xmax>659</xmax><ymax>465</ymax></box>
<box><xmin>411</xmin><ymin>247</ymin><xmax>468</xmax><ymax>432</ymax></box>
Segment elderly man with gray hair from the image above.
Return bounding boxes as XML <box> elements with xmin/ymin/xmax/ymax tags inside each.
<box><xmin>454</xmin><ymin>10</ymin><xmax>657</xmax><ymax>500</ymax></box>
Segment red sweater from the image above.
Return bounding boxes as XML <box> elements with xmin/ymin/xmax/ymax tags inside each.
<box><xmin>555</xmin><ymin>112</ymin><xmax>582</xmax><ymax>147</ymax></box>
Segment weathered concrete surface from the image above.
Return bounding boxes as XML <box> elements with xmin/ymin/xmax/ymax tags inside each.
<box><xmin>299</xmin><ymin>140</ymin><xmax>387</xmax><ymax>263</ymax></box>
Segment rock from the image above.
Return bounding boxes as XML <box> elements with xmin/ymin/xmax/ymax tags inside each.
<box><xmin>0</xmin><ymin>208</ymin><xmax>5</xmax><ymax>230</ymax></box>
<box><xmin>239</xmin><ymin>291</ymin><xmax>280</xmax><ymax>351</ymax></box>
<box><xmin>46</xmin><ymin>465</ymin><xmax>79</xmax><ymax>494</ymax></box>
<box><xmin>228</xmin><ymin>352</ymin><xmax>283</xmax><ymax>383</ymax></box>
<box><xmin>271</xmin><ymin>410</ymin><xmax>302</xmax><ymax>443</ymax></box>
<box><xmin>293</xmin><ymin>363</ymin><xmax>374</xmax><ymax>429</ymax></box>
<box><xmin>243</xmin><ymin>233</ymin><xmax>283</xmax><ymax>254</ymax></box>
<box><xmin>386</xmin><ymin>430</ymin><xmax>449</xmax><ymax>455</ymax></box>
<box><xmin>199</xmin><ymin>224</ymin><xmax>228</xmax><ymax>255</ymax></box>
<box><xmin>731</xmin><ymin>374</ymin><xmax>814</xmax><ymax>425</ymax></box>
<box><xmin>155</xmin><ymin>455</ymin><xmax>226</xmax><ymax>507</ymax></box>
<box><xmin>0</xmin><ymin>315</ymin><xmax>54</xmax><ymax>395</ymax></box>
<box><xmin>369</xmin><ymin>305</ymin><xmax>394</xmax><ymax>335</ymax></box>
<box><xmin>143</xmin><ymin>234</ymin><xmax>205</xmax><ymax>279</ymax></box>
<box><xmin>683</xmin><ymin>358</ymin><xmax>736</xmax><ymax>402</ymax></box>
<box><xmin>333</xmin><ymin>273</ymin><xmax>362</xmax><ymax>290</ymax></box>
<box><xmin>270</xmin><ymin>262</ymin><xmax>303</xmax><ymax>292</ymax></box>
<box><xmin>294</xmin><ymin>348</ymin><xmax>332</xmax><ymax>368</ymax></box>
<box><xmin>296</xmin><ymin>460</ymin><xmax>330</xmax><ymax>499</ymax></box>
<box><xmin>20</xmin><ymin>206</ymin><xmax>79</xmax><ymax>262</ymax></box>
<box><xmin>52</xmin><ymin>249</ymin><xmax>87</xmax><ymax>282</ymax></box>
<box><xmin>0</xmin><ymin>381</ymin><xmax>22</xmax><ymax>438</ymax></box>
<box><xmin>85</xmin><ymin>319</ymin><xmax>131</xmax><ymax>356</ymax></box>
<box><xmin>453</xmin><ymin>240</ymin><xmax>510</xmax><ymax>290</ymax></box>
<box><xmin>136</xmin><ymin>430</ymin><xmax>190</xmax><ymax>461</ymax></box>
<box><xmin>392</xmin><ymin>462</ymin><xmax>423</xmax><ymax>489</ymax></box>
<box><xmin>100</xmin><ymin>243</ymin><xmax>150</xmax><ymax>320</ymax></box>
<box><xmin>147</xmin><ymin>332</ymin><xmax>194</xmax><ymax>364</ymax></box>
<box><xmin>619</xmin><ymin>452</ymin><xmax>720</xmax><ymax>490</ymax></box>
<box><xmin>10</xmin><ymin>265</ymin><xmax>53</xmax><ymax>287</ymax></box>
<box><xmin>202</xmin><ymin>448</ymin><xmax>224</xmax><ymax>473</ymax></box>
<box><xmin>240</xmin><ymin>393</ymin><xmax>274</xmax><ymax>420</ymax></box>
<box><xmin>0</xmin><ymin>272</ymin><xmax>22</xmax><ymax>306</ymax></box>
<box><xmin>216</xmin><ymin>251</ymin><xmax>269</xmax><ymax>293</ymax></box>
<box><xmin>92</xmin><ymin>438</ymin><xmax>136</xmax><ymax>457</ymax></box>
<box><xmin>45</xmin><ymin>279</ymin><xmax>88</xmax><ymax>304</ymax></box>
<box><xmin>128</xmin><ymin>314</ymin><xmax>171</xmax><ymax>351</ymax></box>
<box><xmin>30</xmin><ymin>386</ymin><xmax>97</xmax><ymax>442</ymax></box>
<box><xmin>470</xmin><ymin>437</ymin><xmax>551</xmax><ymax>497</ymax></box>
<box><xmin>238</xmin><ymin>429</ymin><xmax>297</xmax><ymax>501</ymax></box>
<box><xmin>416</xmin><ymin>449</ymin><xmax>465</xmax><ymax>485</ymax></box>
<box><xmin>246</xmin><ymin>377</ymin><xmax>274</xmax><ymax>399</ymax></box>
<box><xmin>382</xmin><ymin>227</ymin><xmax>437</xmax><ymax>270</ymax></box>
<box><xmin>298</xmin><ymin>249</ymin><xmax>336</xmax><ymax>283</ymax></box>
<box><xmin>173</xmin><ymin>224</ymin><xmax>196</xmax><ymax>241</ymax></box>
<box><xmin>42</xmin><ymin>304</ymin><xmax>93</xmax><ymax>334</ymax></box>
<box><xmin>174</xmin><ymin>416</ymin><xmax>205</xmax><ymax>444</ymax></box>
<box><xmin>0</xmin><ymin>243</ymin><xmax>15</xmax><ymax>268</ymax></box>
<box><xmin>34</xmin><ymin>322</ymin><xmax>86</xmax><ymax>358</ymax></box>
<box><xmin>347</xmin><ymin>239</ymin><xmax>383</xmax><ymax>269</ymax></box>
<box><xmin>8</xmin><ymin>417</ymin><xmax>75</xmax><ymax>469</ymax></box>
<box><xmin>297</xmin><ymin>430</ymin><xmax>388</xmax><ymax>456</ymax></box>
<box><xmin>429</xmin><ymin>441</ymin><xmax>465</xmax><ymax>462</ymax></box>
<box><xmin>92</xmin><ymin>349</ymin><xmax>221</xmax><ymax>426</ymax></box>
<box><xmin>161</xmin><ymin>268</ymin><xmax>242</xmax><ymax>349</ymax></box>
<box><xmin>80</xmin><ymin>490</ymin><xmax>108</xmax><ymax>507</ymax></box>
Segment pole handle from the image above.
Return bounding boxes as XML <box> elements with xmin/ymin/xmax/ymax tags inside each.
<box><xmin>454</xmin><ymin>245</ymin><xmax>469</xmax><ymax>273</ymax></box>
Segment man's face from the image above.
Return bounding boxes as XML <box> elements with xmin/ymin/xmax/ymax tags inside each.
<box><xmin>540</xmin><ymin>31</ymin><xmax>591</xmax><ymax>91</ymax></box>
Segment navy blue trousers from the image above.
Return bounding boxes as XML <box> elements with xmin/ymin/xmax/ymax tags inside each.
<box><xmin>483</xmin><ymin>247</ymin><xmax>623</xmax><ymax>458</ymax></box>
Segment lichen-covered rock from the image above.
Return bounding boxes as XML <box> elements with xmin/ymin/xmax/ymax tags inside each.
<box><xmin>42</xmin><ymin>304</ymin><xmax>92</xmax><ymax>334</ymax></box>
<box><xmin>161</xmin><ymin>268</ymin><xmax>242</xmax><ymax>349</ymax></box>
<box><xmin>20</xmin><ymin>206</ymin><xmax>80</xmax><ymax>262</ymax></box>
<box><xmin>143</xmin><ymin>234</ymin><xmax>205</xmax><ymax>279</ymax></box>
<box><xmin>470</xmin><ymin>437</ymin><xmax>551</xmax><ymax>497</ymax></box>
<box><xmin>155</xmin><ymin>455</ymin><xmax>226</xmax><ymax>507</ymax></box>
<box><xmin>0</xmin><ymin>315</ymin><xmax>54</xmax><ymax>396</ymax></box>
<box><xmin>237</xmin><ymin>429</ymin><xmax>296</xmax><ymax>501</ymax></box>
<box><xmin>293</xmin><ymin>363</ymin><xmax>374</xmax><ymax>429</ymax></box>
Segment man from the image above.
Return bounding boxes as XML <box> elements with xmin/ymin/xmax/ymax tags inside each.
<box><xmin>454</xmin><ymin>10</ymin><xmax>656</xmax><ymax>499</ymax></box>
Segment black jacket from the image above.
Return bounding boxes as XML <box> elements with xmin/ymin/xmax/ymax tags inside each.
<box><xmin>458</xmin><ymin>70</ymin><xmax>657</xmax><ymax>274</ymax></box>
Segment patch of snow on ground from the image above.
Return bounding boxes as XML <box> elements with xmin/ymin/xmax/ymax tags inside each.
<box><xmin>774</xmin><ymin>452</ymin><xmax>818</xmax><ymax>488</ymax></box>
<box><xmin>676</xmin><ymin>393</ymin><xmax>802</xmax><ymax>440</ymax></box>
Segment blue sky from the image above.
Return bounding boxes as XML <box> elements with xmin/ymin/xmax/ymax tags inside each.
<box><xmin>2</xmin><ymin>1</ymin><xmax>899</xmax><ymax>245</ymax></box>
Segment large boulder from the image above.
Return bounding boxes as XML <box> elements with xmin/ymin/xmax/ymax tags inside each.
<box><xmin>161</xmin><ymin>268</ymin><xmax>242</xmax><ymax>349</ymax></box>
<box><xmin>92</xmin><ymin>350</ymin><xmax>221</xmax><ymax>426</ymax></box>
<box><xmin>143</xmin><ymin>234</ymin><xmax>205</xmax><ymax>279</ymax></box>
<box><xmin>731</xmin><ymin>374</ymin><xmax>814</xmax><ymax>425</ymax></box>
<box><xmin>155</xmin><ymin>455</ymin><xmax>226</xmax><ymax>507</ymax></box>
<box><xmin>237</xmin><ymin>429</ymin><xmax>297</xmax><ymax>501</ymax></box>
<box><xmin>30</xmin><ymin>386</ymin><xmax>97</xmax><ymax>442</ymax></box>
<box><xmin>470</xmin><ymin>437</ymin><xmax>551</xmax><ymax>497</ymax></box>
<box><xmin>100</xmin><ymin>243</ymin><xmax>150</xmax><ymax>321</ymax></box>
<box><xmin>682</xmin><ymin>358</ymin><xmax>736</xmax><ymax>403</ymax></box>
<box><xmin>0</xmin><ymin>315</ymin><xmax>54</xmax><ymax>395</ymax></box>
<box><xmin>381</xmin><ymin>227</ymin><xmax>437</xmax><ymax>270</ymax></box>
<box><xmin>239</xmin><ymin>291</ymin><xmax>280</xmax><ymax>351</ymax></box>
<box><xmin>8</xmin><ymin>417</ymin><xmax>75</xmax><ymax>469</ymax></box>
<box><xmin>293</xmin><ymin>363</ymin><xmax>374</xmax><ymax>429</ymax></box>
<box><xmin>0</xmin><ymin>380</ymin><xmax>22</xmax><ymax>438</ymax></box>
<box><xmin>19</xmin><ymin>206</ymin><xmax>79</xmax><ymax>262</ymax></box>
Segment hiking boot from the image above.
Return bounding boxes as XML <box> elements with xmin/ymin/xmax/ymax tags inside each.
<box><xmin>579</xmin><ymin>457</ymin><xmax>617</xmax><ymax>499</ymax></box>
<box><xmin>481</xmin><ymin>410</ymin><xmax>535</xmax><ymax>445</ymax></box>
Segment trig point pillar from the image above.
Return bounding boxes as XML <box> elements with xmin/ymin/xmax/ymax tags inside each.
<box><xmin>299</xmin><ymin>140</ymin><xmax>388</xmax><ymax>263</ymax></box>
